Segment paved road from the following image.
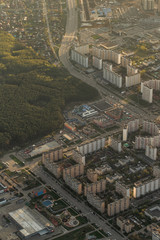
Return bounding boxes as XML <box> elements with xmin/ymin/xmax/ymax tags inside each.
<box><xmin>33</xmin><ymin>166</ymin><xmax>125</xmax><ymax>240</ymax></box>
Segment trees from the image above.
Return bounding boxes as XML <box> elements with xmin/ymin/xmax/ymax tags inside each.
<box><xmin>0</xmin><ymin>31</ymin><xmax>99</xmax><ymax>149</ymax></box>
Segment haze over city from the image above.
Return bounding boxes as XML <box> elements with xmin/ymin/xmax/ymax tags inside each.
<box><xmin>0</xmin><ymin>0</ymin><xmax>160</xmax><ymax>240</ymax></box>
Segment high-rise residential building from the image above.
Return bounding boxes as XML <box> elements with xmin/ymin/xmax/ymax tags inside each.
<box><xmin>108</xmin><ymin>137</ymin><xmax>122</xmax><ymax>152</ymax></box>
<box><xmin>63</xmin><ymin>174</ymin><xmax>82</xmax><ymax>194</ymax></box>
<box><xmin>87</xmin><ymin>169</ymin><xmax>98</xmax><ymax>182</ymax></box>
<box><xmin>87</xmin><ymin>193</ymin><xmax>105</xmax><ymax>213</ymax></box>
<box><xmin>63</xmin><ymin>164</ymin><xmax>84</xmax><ymax>179</ymax></box>
<box><xmin>72</xmin><ymin>150</ymin><xmax>86</xmax><ymax>166</ymax></box>
<box><xmin>127</xmin><ymin>119</ymin><xmax>140</xmax><ymax>133</ymax></box>
<box><xmin>71</xmin><ymin>49</ymin><xmax>88</xmax><ymax>68</ymax></box>
<box><xmin>77</xmin><ymin>138</ymin><xmax>106</xmax><ymax>155</ymax></box>
<box><xmin>116</xmin><ymin>181</ymin><xmax>130</xmax><ymax>198</ymax></box>
<box><xmin>145</xmin><ymin>145</ymin><xmax>157</xmax><ymax>160</ymax></box>
<box><xmin>92</xmin><ymin>56</ymin><xmax>103</xmax><ymax>70</ymax></box>
<box><xmin>42</xmin><ymin>147</ymin><xmax>63</xmax><ymax>162</ymax></box>
<box><xmin>142</xmin><ymin>0</ymin><xmax>155</xmax><ymax>10</ymax></box>
<box><xmin>141</xmin><ymin>83</ymin><xmax>153</xmax><ymax>103</ymax></box>
<box><xmin>84</xmin><ymin>179</ymin><xmax>106</xmax><ymax>196</ymax></box>
<box><xmin>142</xmin><ymin>121</ymin><xmax>159</xmax><ymax>136</ymax></box>
<box><xmin>133</xmin><ymin>178</ymin><xmax>160</xmax><ymax>198</ymax></box>
<box><xmin>103</xmin><ymin>67</ymin><xmax>122</xmax><ymax>88</ymax></box>
<box><xmin>123</xmin><ymin>127</ymin><xmax>128</xmax><ymax>141</ymax></box>
<box><xmin>121</xmin><ymin>56</ymin><xmax>132</xmax><ymax>68</ymax></box>
<box><xmin>125</xmin><ymin>73</ymin><xmax>141</xmax><ymax>88</ymax></box>
<box><xmin>75</xmin><ymin>44</ymin><xmax>90</xmax><ymax>55</ymax></box>
<box><xmin>127</xmin><ymin>65</ymin><xmax>138</xmax><ymax>76</ymax></box>
<box><xmin>107</xmin><ymin>197</ymin><xmax>130</xmax><ymax>216</ymax></box>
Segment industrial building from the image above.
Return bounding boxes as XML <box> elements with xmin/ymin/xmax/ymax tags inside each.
<box><xmin>133</xmin><ymin>178</ymin><xmax>160</xmax><ymax>198</ymax></box>
<box><xmin>125</xmin><ymin>73</ymin><xmax>141</xmax><ymax>88</ymax></box>
<box><xmin>63</xmin><ymin>174</ymin><xmax>82</xmax><ymax>194</ymax></box>
<box><xmin>116</xmin><ymin>181</ymin><xmax>130</xmax><ymax>198</ymax></box>
<box><xmin>103</xmin><ymin>67</ymin><xmax>122</xmax><ymax>88</ymax></box>
<box><xmin>64</xmin><ymin>122</ymin><xmax>76</xmax><ymax>132</ymax></box>
<box><xmin>63</xmin><ymin>164</ymin><xmax>84</xmax><ymax>179</ymax></box>
<box><xmin>87</xmin><ymin>193</ymin><xmax>105</xmax><ymax>213</ymax></box>
<box><xmin>42</xmin><ymin>147</ymin><xmax>63</xmax><ymax>163</ymax></box>
<box><xmin>9</xmin><ymin>206</ymin><xmax>54</xmax><ymax>239</ymax></box>
<box><xmin>145</xmin><ymin>145</ymin><xmax>157</xmax><ymax>160</ymax></box>
<box><xmin>107</xmin><ymin>197</ymin><xmax>130</xmax><ymax>216</ymax></box>
<box><xmin>71</xmin><ymin>49</ymin><xmax>88</xmax><ymax>68</ymax></box>
<box><xmin>77</xmin><ymin>137</ymin><xmax>106</xmax><ymax>155</ymax></box>
<box><xmin>84</xmin><ymin>179</ymin><xmax>106</xmax><ymax>196</ymax></box>
<box><xmin>92</xmin><ymin>56</ymin><xmax>103</xmax><ymax>70</ymax></box>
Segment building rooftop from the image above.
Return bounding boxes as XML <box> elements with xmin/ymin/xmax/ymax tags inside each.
<box><xmin>9</xmin><ymin>206</ymin><xmax>54</xmax><ymax>238</ymax></box>
<box><xmin>29</xmin><ymin>140</ymin><xmax>60</xmax><ymax>157</ymax></box>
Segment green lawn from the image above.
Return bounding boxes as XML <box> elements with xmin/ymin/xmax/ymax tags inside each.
<box><xmin>89</xmin><ymin>231</ymin><xmax>104</xmax><ymax>239</ymax></box>
<box><xmin>51</xmin><ymin>200</ymin><xmax>68</xmax><ymax>211</ymax></box>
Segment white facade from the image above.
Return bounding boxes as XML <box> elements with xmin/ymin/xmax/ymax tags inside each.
<box><xmin>123</xmin><ymin>128</ymin><xmax>128</xmax><ymax>141</ymax></box>
<box><xmin>92</xmin><ymin>46</ymin><xmax>121</xmax><ymax>64</ymax></box>
<box><xmin>77</xmin><ymin>138</ymin><xmax>106</xmax><ymax>155</ymax></box>
<box><xmin>75</xmin><ymin>44</ymin><xmax>89</xmax><ymax>55</ymax></box>
<box><xmin>103</xmin><ymin>67</ymin><xmax>122</xmax><ymax>88</ymax></box>
<box><xmin>127</xmin><ymin>65</ymin><xmax>138</xmax><ymax>76</ymax></box>
<box><xmin>142</xmin><ymin>0</ymin><xmax>154</xmax><ymax>10</ymax></box>
<box><xmin>133</xmin><ymin>178</ymin><xmax>160</xmax><ymax>198</ymax></box>
<box><xmin>127</xmin><ymin>119</ymin><xmax>140</xmax><ymax>133</ymax></box>
<box><xmin>142</xmin><ymin>121</ymin><xmax>159</xmax><ymax>136</ymax></box>
<box><xmin>92</xmin><ymin>56</ymin><xmax>103</xmax><ymax>70</ymax></box>
<box><xmin>116</xmin><ymin>181</ymin><xmax>130</xmax><ymax>198</ymax></box>
<box><xmin>125</xmin><ymin>73</ymin><xmax>141</xmax><ymax>88</ymax></box>
<box><xmin>145</xmin><ymin>145</ymin><xmax>157</xmax><ymax>160</ymax></box>
<box><xmin>121</xmin><ymin>56</ymin><xmax>132</xmax><ymax>68</ymax></box>
<box><xmin>109</xmin><ymin>137</ymin><xmax>122</xmax><ymax>152</ymax></box>
<box><xmin>71</xmin><ymin>49</ymin><xmax>88</xmax><ymax>68</ymax></box>
<box><xmin>141</xmin><ymin>83</ymin><xmax>153</xmax><ymax>103</ymax></box>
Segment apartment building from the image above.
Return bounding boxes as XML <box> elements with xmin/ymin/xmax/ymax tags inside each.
<box><xmin>72</xmin><ymin>150</ymin><xmax>86</xmax><ymax>166</ymax></box>
<box><xmin>42</xmin><ymin>147</ymin><xmax>63</xmax><ymax>162</ymax></box>
<box><xmin>116</xmin><ymin>181</ymin><xmax>130</xmax><ymax>198</ymax></box>
<box><xmin>84</xmin><ymin>179</ymin><xmax>106</xmax><ymax>196</ymax></box>
<box><xmin>63</xmin><ymin>164</ymin><xmax>84</xmax><ymax>179</ymax></box>
<box><xmin>107</xmin><ymin>197</ymin><xmax>130</xmax><ymax>216</ymax></box>
<box><xmin>87</xmin><ymin>193</ymin><xmax>105</xmax><ymax>213</ymax></box>
<box><xmin>117</xmin><ymin>216</ymin><xmax>134</xmax><ymax>233</ymax></box>
<box><xmin>63</xmin><ymin>174</ymin><xmax>82</xmax><ymax>194</ymax></box>
<box><xmin>77</xmin><ymin>137</ymin><xmax>106</xmax><ymax>155</ymax></box>
<box><xmin>87</xmin><ymin>169</ymin><xmax>98</xmax><ymax>182</ymax></box>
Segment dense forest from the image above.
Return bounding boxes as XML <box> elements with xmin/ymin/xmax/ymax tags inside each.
<box><xmin>0</xmin><ymin>31</ymin><xmax>99</xmax><ymax>149</ymax></box>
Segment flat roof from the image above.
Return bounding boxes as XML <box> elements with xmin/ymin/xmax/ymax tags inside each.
<box><xmin>29</xmin><ymin>140</ymin><xmax>60</xmax><ymax>157</ymax></box>
<box><xmin>9</xmin><ymin>206</ymin><xmax>53</xmax><ymax>237</ymax></box>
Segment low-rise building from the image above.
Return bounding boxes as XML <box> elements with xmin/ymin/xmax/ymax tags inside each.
<box><xmin>95</xmin><ymin>164</ymin><xmax>112</xmax><ymax>175</ymax></box>
<box><xmin>117</xmin><ymin>216</ymin><xmax>134</xmax><ymax>233</ymax></box>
